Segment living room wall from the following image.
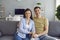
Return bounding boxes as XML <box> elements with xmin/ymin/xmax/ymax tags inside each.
<box><xmin>0</xmin><ymin>1</ymin><xmax>1</xmax><ymax>3</ymax></box>
<box><xmin>1</xmin><ymin>0</ymin><xmax>56</xmax><ymax>21</ymax></box>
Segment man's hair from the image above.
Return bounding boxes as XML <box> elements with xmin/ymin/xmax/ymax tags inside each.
<box><xmin>34</xmin><ymin>6</ymin><xmax>41</xmax><ymax>10</ymax></box>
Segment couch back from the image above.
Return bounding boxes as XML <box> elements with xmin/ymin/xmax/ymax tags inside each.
<box><xmin>0</xmin><ymin>21</ymin><xmax>60</xmax><ymax>37</ymax></box>
<box><xmin>0</xmin><ymin>21</ymin><xmax>18</xmax><ymax>36</ymax></box>
<box><xmin>48</xmin><ymin>21</ymin><xmax>60</xmax><ymax>37</ymax></box>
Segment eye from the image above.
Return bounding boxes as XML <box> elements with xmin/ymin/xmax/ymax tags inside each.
<box><xmin>35</xmin><ymin>10</ymin><xmax>37</xmax><ymax>12</ymax></box>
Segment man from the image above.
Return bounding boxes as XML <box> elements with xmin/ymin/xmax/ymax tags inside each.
<box><xmin>33</xmin><ymin>6</ymin><xmax>56</xmax><ymax>40</ymax></box>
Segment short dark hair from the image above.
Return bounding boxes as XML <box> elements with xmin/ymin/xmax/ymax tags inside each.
<box><xmin>34</xmin><ymin>6</ymin><xmax>41</xmax><ymax>11</ymax></box>
<box><xmin>23</xmin><ymin>8</ymin><xmax>33</xmax><ymax>20</ymax></box>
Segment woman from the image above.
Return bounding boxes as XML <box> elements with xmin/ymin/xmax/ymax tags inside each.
<box><xmin>15</xmin><ymin>8</ymin><xmax>35</xmax><ymax>40</ymax></box>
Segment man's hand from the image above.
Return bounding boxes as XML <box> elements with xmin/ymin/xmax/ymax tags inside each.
<box><xmin>33</xmin><ymin>34</ymin><xmax>39</xmax><ymax>38</ymax></box>
<box><xmin>38</xmin><ymin>34</ymin><xmax>42</xmax><ymax>37</ymax></box>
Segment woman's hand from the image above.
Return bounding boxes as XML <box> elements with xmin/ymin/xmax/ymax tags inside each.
<box><xmin>29</xmin><ymin>32</ymin><xmax>33</xmax><ymax>34</ymax></box>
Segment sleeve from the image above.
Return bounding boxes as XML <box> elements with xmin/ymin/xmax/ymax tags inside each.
<box><xmin>44</xmin><ymin>18</ymin><xmax>49</xmax><ymax>27</ymax></box>
<box><xmin>31</xmin><ymin>21</ymin><xmax>35</xmax><ymax>33</ymax></box>
<box><xmin>18</xmin><ymin>19</ymin><xmax>30</xmax><ymax>34</ymax></box>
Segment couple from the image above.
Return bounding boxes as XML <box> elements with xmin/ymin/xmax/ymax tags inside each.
<box><xmin>15</xmin><ymin>6</ymin><xmax>56</xmax><ymax>40</ymax></box>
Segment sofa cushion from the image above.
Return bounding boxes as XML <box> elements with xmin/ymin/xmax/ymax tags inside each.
<box><xmin>48</xmin><ymin>21</ymin><xmax>60</xmax><ymax>37</ymax></box>
<box><xmin>0</xmin><ymin>36</ymin><xmax>14</xmax><ymax>40</ymax></box>
<box><xmin>0</xmin><ymin>31</ymin><xmax>2</xmax><ymax>37</ymax></box>
<box><xmin>0</xmin><ymin>21</ymin><xmax>18</xmax><ymax>35</ymax></box>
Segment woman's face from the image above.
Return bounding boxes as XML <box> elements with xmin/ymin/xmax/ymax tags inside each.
<box><xmin>25</xmin><ymin>11</ymin><xmax>31</xmax><ymax>19</ymax></box>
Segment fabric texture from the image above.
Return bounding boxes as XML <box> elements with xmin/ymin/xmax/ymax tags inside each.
<box><xmin>0</xmin><ymin>21</ymin><xmax>17</xmax><ymax>35</ymax></box>
<box><xmin>33</xmin><ymin>17</ymin><xmax>47</xmax><ymax>34</ymax></box>
<box><xmin>0</xmin><ymin>36</ymin><xmax>13</xmax><ymax>40</ymax></box>
<box><xmin>17</xmin><ymin>18</ymin><xmax>35</xmax><ymax>38</ymax></box>
<box><xmin>15</xmin><ymin>35</ymin><xmax>25</xmax><ymax>40</ymax></box>
<box><xmin>39</xmin><ymin>35</ymin><xmax>56</xmax><ymax>40</ymax></box>
<box><xmin>0</xmin><ymin>31</ymin><xmax>2</xmax><ymax>37</ymax></box>
<box><xmin>48</xmin><ymin>21</ymin><xmax>60</xmax><ymax>37</ymax></box>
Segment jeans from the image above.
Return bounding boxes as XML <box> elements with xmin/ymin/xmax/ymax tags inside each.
<box><xmin>15</xmin><ymin>33</ymin><xmax>31</xmax><ymax>40</ymax></box>
<box><xmin>15</xmin><ymin>34</ymin><xmax>26</xmax><ymax>40</ymax></box>
<box><xmin>39</xmin><ymin>35</ymin><xmax>56</xmax><ymax>40</ymax></box>
<box><xmin>26</xmin><ymin>34</ymin><xmax>32</xmax><ymax>40</ymax></box>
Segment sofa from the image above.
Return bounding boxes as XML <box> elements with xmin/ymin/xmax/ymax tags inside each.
<box><xmin>0</xmin><ymin>21</ymin><xmax>60</xmax><ymax>40</ymax></box>
<box><xmin>0</xmin><ymin>21</ymin><xmax>18</xmax><ymax>40</ymax></box>
<box><xmin>48</xmin><ymin>21</ymin><xmax>60</xmax><ymax>39</ymax></box>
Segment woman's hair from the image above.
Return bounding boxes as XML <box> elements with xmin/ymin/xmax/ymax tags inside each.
<box><xmin>23</xmin><ymin>8</ymin><xmax>33</xmax><ymax>20</ymax></box>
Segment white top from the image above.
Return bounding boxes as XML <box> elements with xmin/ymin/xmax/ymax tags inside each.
<box><xmin>26</xmin><ymin>24</ymin><xmax>29</xmax><ymax>29</ymax></box>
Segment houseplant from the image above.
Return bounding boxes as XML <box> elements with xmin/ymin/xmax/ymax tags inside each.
<box><xmin>56</xmin><ymin>5</ymin><xmax>60</xmax><ymax>20</ymax></box>
<box><xmin>36</xmin><ymin>2</ymin><xmax>41</xmax><ymax>5</ymax></box>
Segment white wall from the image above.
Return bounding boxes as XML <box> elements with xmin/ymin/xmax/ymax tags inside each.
<box><xmin>56</xmin><ymin>0</ymin><xmax>60</xmax><ymax>7</ymax></box>
<box><xmin>2</xmin><ymin>0</ymin><xmax>34</xmax><ymax>16</ymax></box>
<box><xmin>0</xmin><ymin>0</ymin><xmax>2</xmax><ymax>3</ymax></box>
<box><xmin>2</xmin><ymin>0</ymin><xmax>56</xmax><ymax>21</ymax></box>
<box><xmin>44</xmin><ymin>0</ymin><xmax>56</xmax><ymax>21</ymax></box>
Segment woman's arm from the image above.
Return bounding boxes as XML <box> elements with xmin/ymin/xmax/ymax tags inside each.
<box><xmin>32</xmin><ymin>21</ymin><xmax>35</xmax><ymax>33</ymax></box>
<box><xmin>31</xmin><ymin>21</ymin><xmax>36</xmax><ymax>37</ymax></box>
<box><xmin>18</xmin><ymin>19</ymin><xmax>30</xmax><ymax>34</ymax></box>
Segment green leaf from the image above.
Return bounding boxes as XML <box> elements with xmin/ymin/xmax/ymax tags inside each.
<box><xmin>37</xmin><ymin>3</ymin><xmax>41</xmax><ymax>5</ymax></box>
<box><xmin>56</xmin><ymin>5</ymin><xmax>60</xmax><ymax>20</ymax></box>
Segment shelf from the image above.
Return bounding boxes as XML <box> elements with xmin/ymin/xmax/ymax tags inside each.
<box><xmin>0</xmin><ymin>17</ymin><xmax>5</xmax><ymax>19</ymax></box>
<box><xmin>0</xmin><ymin>4</ymin><xmax>5</xmax><ymax>18</ymax></box>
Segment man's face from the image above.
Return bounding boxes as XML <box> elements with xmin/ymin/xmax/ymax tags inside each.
<box><xmin>34</xmin><ymin>8</ymin><xmax>41</xmax><ymax>16</ymax></box>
